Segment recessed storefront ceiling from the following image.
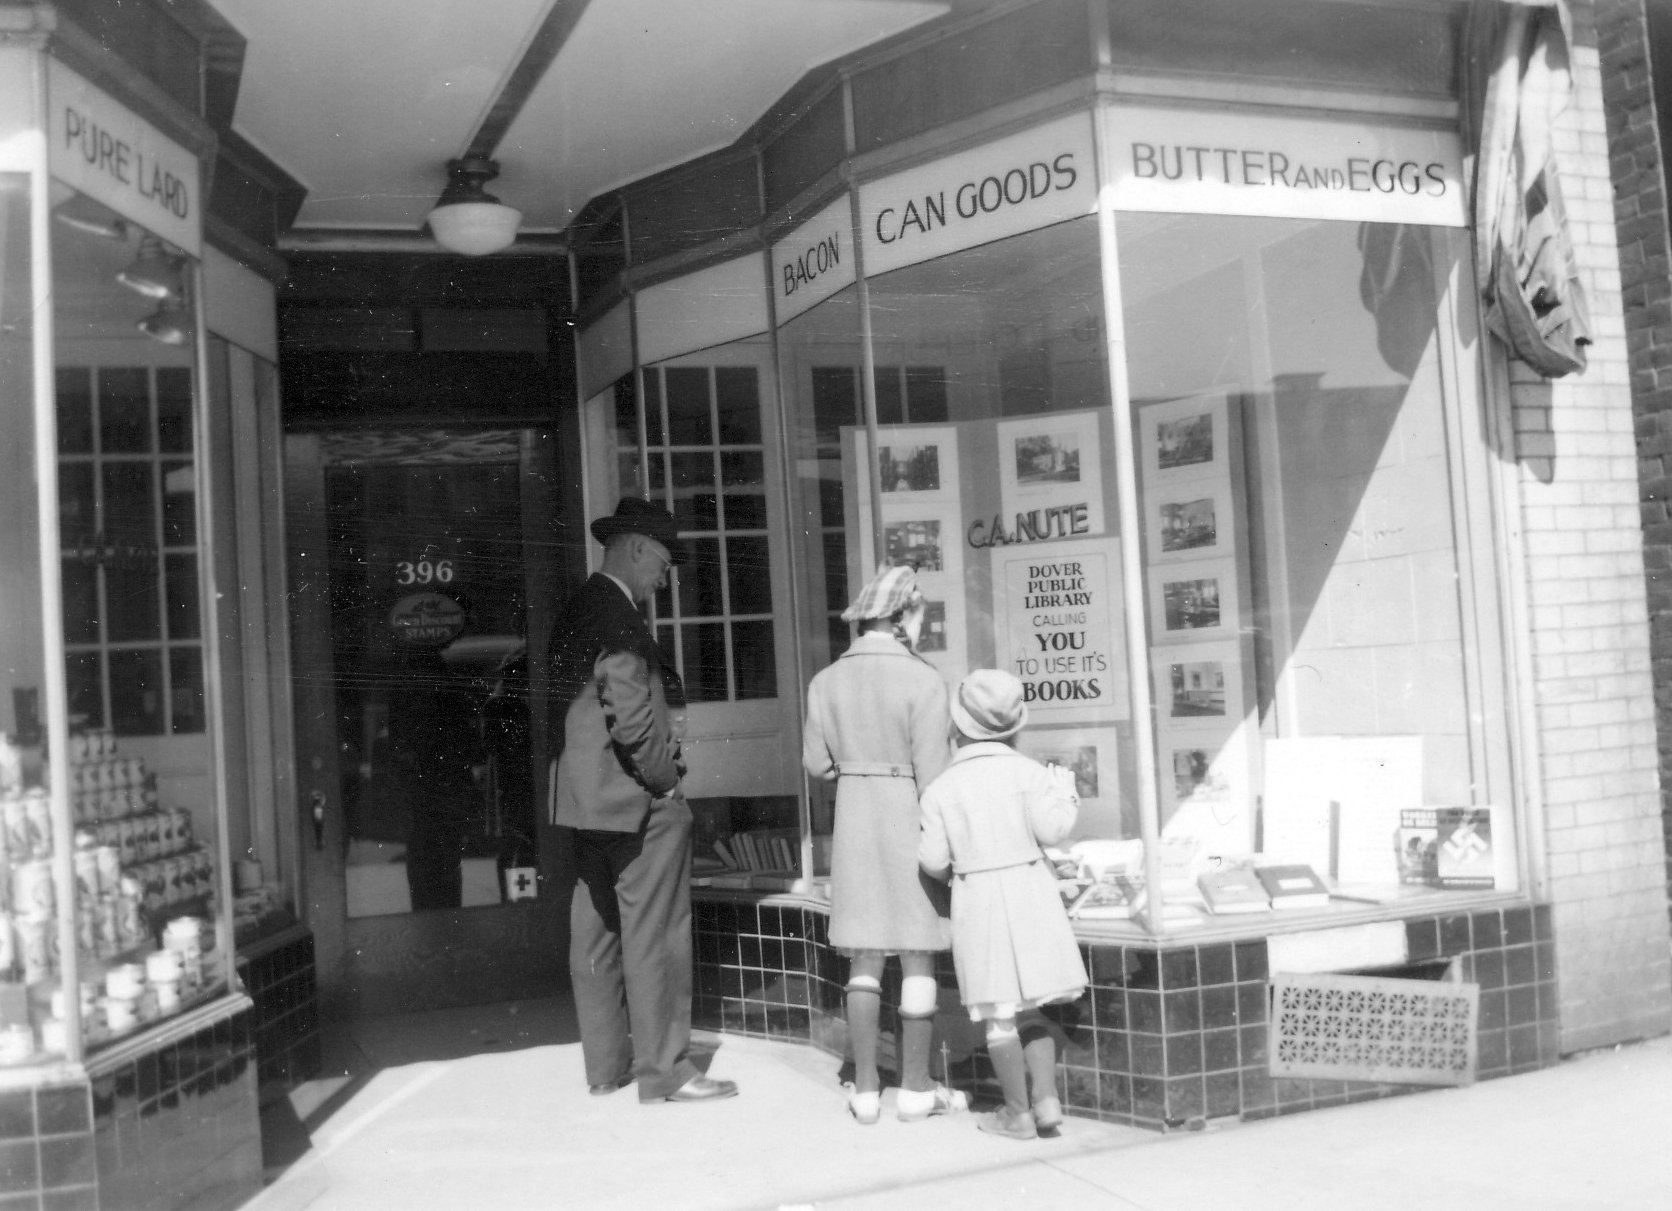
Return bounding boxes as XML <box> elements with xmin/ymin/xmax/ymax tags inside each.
<box><xmin>212</xmin><ymin>0</ymin><xmax>959</xmax><ymax>243</ymax></box>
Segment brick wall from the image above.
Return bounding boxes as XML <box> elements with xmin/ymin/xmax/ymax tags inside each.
<box><xmin>1600</xmin><ymin>0</ymin><xmax>1672</xmax><ymax>936</ymax></box>
<box><xmin>1528</xmin><ymin>0</ymin><xmax>1672</xmax><ymax>1053</ymax></box>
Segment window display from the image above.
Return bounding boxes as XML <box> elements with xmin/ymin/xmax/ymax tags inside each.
<box><xmin>596</xmin><ymin>104</ymin><xmax>1519</xmax><ymax>933</ymax></box>
<box><xmin>0</xmin><ymin>169</ymin><xmax>233</xmax><ymax>1067</ymax></box>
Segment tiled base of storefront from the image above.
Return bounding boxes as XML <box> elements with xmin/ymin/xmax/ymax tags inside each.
<box><xmin>0</xmin><ymin>1000</ymin><xmax>260</xmax><ymax>1211</ymax></box>
<box><xmin>236</xmin><ymin>927</ymin><xmax>321</xmax><ymax>1104</ymax></box>
<box><xmin>692</xmin><ymin>896</ymin><xmax>1560</xmax><ymax>1132</ymax></box>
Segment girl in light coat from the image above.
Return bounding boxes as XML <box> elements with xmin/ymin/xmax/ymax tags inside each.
<box><xmin>918</xmin><ymin>668</ymin><xmax>1088</xmax><ymax>1140</ymax></box>
<box><xmin>803</xmin><ymin>564</ymin><xmax>964</xmax><ymax>1125</ymax></box>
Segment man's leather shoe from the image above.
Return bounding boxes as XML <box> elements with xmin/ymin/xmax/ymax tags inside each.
<box><xmin>664</xmin><ymin>1075</ymin><xmax>738</xmax><ymax>1102</ymax></box>
<box><xmin>588</xmin><ymin>1072</ymin><xmax>634</xmax><ymax>1096</ymax></box>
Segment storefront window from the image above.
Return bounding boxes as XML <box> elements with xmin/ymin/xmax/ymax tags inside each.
<box><xmin>858</xmin><ymin>216</ymin><xmax>1131</xmax><ymax>839</ymax></box>
<box><xmin>49</xmin><ymin>188</ymin><xmax>228</xmax><ymax>1050</ymax></box>
<box><xmin>1121</xmin><ymin>213</ymin><xmax>1512</xmax><ymax>901</ymax></box>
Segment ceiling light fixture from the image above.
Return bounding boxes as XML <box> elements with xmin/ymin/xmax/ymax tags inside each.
<box><xmin>137</xmin><ymin>296</ymin><xmax>192</xmax><ymax>346</ymax></box>
<box><xmin>116</xmin><ymin>235</ymin><xmax>183</xmax><ymax>301</ymax></box>
<box><xmin>427</xmin><ymin>157</ymin><xmax>522</xmax><ymax>256</ymax></box>
<box><xmin>53</xmin><ymin>194</ymin><xmax>128</xmax><ymax>240</ymax></box>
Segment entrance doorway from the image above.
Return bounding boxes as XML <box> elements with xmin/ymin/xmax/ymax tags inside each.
<box><xmin>286</xmin><ymin>427</ymin><xmax>566</xmax><ymax>1017</ymax></box>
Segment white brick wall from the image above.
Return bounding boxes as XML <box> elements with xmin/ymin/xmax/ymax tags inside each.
<box><xmin>1522</xmin><ymin>3</ymin><xmax>1672</xmax><ymax>1052</ymax></box>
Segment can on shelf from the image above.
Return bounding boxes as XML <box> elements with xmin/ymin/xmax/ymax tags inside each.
<box><xmin>96</xmin><ymin>895</ymin><xmax>121</xmax><ymax>956</ymax></box>
<box><xmin>95</xmin><ymin>844</ymin><xmax>121</xmax><ymax>894</ymax></box>
<box><xmin>16</xmin><ymin>912</ymin><xmax>51</xmax><ymax>983</ymax></box>
<box><xmin>11</xmin><ymin>859</ymin><xmax>53</xmax><ymax>916</ymax></box>
<box><xmin>1</xmin><ymin>795</ymin><xmax>31</xmax><ymax>861</ymax></box>
<box><xmin>116</xmin><ymin>892</ymin><xmax>145</xmax><ymax>950</ymax></box>
<box><xmin>0</xmin><ymin>911</ymin><xmax>14</xmax><ymax>974</ymax></box>
<box><xmin>73</xmin><ymin>847</ymin><xmax>101</xmax><ymax>904</ymax></box>
<box><xmin>22</xmin><ymin>791</ymin><xmax>50</xmax><ymax>860</ymax></box>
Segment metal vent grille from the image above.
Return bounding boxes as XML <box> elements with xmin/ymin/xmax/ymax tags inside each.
<box><xmin>1269</xmin><ymin>972</ymin><xmax>1479</xmax><ymax>1086</ymax></box>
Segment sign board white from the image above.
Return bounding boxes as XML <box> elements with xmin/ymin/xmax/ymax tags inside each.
<box><xmin>771</xmin><ymin>196</ymin><xmax>855</xmax><ymax>324</ymax></box>
<box><xmin>1105</xmin><ymin>105</ymin><xmax>1466</xmax><ymax>228</ymax></box>
<box><xmin>859</xmin><ymin>112</ymin><xmax>1098</xmax><ymax>278</ymax></box>
<box><xmin>47</xmin><ymin>61</ymin><xmax>201</xmax><ymax>255</ymax></box>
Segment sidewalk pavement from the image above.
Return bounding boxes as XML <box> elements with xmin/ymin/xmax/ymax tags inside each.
<box><xmin>246</xmin><ymin>996</ymin><xmax>1670</xmax><ymax>1211</ymax></box>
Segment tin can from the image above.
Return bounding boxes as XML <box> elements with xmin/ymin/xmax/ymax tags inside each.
<box><xmin>117</xmin><ymin>818</ymin><xmax>139</xmax><ymax>866</ymax></box>
<box><xmin>11</xmin><ymin>860</ymin><xmax>53</xmax><ymax>917</ymax></box>
<box><xmin>76</xmin><ymin>903</ymin><xmax>97</xmax><ymax>957</ymax></box>
<box><xmin>39</xmin><ymin>1017</ymin><xmax>66</xmax><ymax>1055</ymax></box>
<box><xmin>0</xmin><ymin>1024</ymin><xmax>32</xmax><ymax>1063</ymax></box>
<box><xmin>16</xmin><ymin>913</ymin><xmax>51</xmax><ymax>983</ymax></box>
<box><xmin>96</xmin><ymin>896</ymin><xmax>121</xmax><ymax>955</ymax></box>
<box><xmin>2</xmin><ymin>795</ymin><xmax>31</xmax><ymax>861</ymax></box>
<box><xmin>23</xmin><ymin>791</ymin><xmax>49</xmax><ymax>860</ymax></box>
<box><xmin>141</xmin><ymin>813</ymin><xmax>162</xmax><ymax>861</ymax></box>
<box><xmin>95</xmin><ymin>845</ymin><xmax>121</xmax><ymax>894</ymax></box>
<box><xmin>0</xmin><ymin>912</ymin><xmax>14</xmax><ymax>975</ymax></box>
<box><xmin>73</xmin><ymin>847</ymin><xmax>100</xmax><ymax>904</ymax></box>
<box><xmin>116</xmin><ymin>893</ymin><xmax>144</xmax><ymax>949</ymax></box>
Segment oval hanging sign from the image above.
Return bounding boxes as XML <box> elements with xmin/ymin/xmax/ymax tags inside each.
<box><xmin>388</xmin><ymin>592</ymin><xmax>465</xmax><ymax>647</ymax></box>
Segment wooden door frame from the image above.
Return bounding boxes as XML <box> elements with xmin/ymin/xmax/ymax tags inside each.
<box><xmin>283</xmin><ymin>430</ymin><xmax>567</xmax><ymax>1019</ymax></box>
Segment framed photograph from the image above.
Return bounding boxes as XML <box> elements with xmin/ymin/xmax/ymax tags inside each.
<box><xmin>1150</xmin><ymin>558</ymin><xmax>1238</xmax><ymax>643</ymax></box>
<box><xmin>1017</xmin><ymin>726</ymin><xmax>1121</xmax><ymax>841</ymax></box>
<box><xmin>996</xmin><ymin>411</ymin><xmax>1106</xmax><ymax>538</ymax></box>
<box><xmin>1145</xmin><ymin>481</ymin><xmax>1231</xmax><ymax>563</ymax></box>
<box><xmin>878</xmin><ymin>441</ymin><xmax>941</xmax><ymax>494</ymax></box>
<box><xmin>1139</xmin><ymin>393</ymin><xmax>1228</xmax><ymax>484</ymax></box>
<box><xmin>1158</xmin><ymin>726</ymin><xmax>1252</xmax><ymax>859</ymax></box>
<box><xmin>884</xmin><ymin>518</ymin><xmax>944</xmax><ymax>572</ymax></box>
<box><xmin>1150</xmin><ymin>641</ymin><xmax>1242</xmax><ymax>729</ymax></box>
<box><xmin>916</xmin><ymin>600</ymin><xmax>948</xmax><ymax>652</ymax></box>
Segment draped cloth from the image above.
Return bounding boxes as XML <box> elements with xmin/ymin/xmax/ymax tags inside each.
<box><xmin>1466</xmin><ymin>0</ymin><xmax>1592</xmax><ymax>377</ymax></box>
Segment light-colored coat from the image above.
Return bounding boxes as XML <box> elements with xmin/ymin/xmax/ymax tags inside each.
<box><xmin>803</xmin><ymin>632</ymin><xmax>952</xmax><ymax>953</ymax></box>
<box><xmin>919</xmin><ymin>742</ymin><xmax>1087</xmax><ymax>1010</ymax></box>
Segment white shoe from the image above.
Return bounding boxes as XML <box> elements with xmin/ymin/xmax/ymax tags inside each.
<box><xmin>847</xmin><ymin>1088</ymin><xmax>880</xmax><ymax>1124</ymax></box>
<box><xmin>896</xmin><ymin>1084</ymin><xmax>967</xmax><ymax>1122</ymax></box>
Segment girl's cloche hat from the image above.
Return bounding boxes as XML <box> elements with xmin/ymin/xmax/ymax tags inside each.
<box><xmin>950</xmin><ymin>668</ymin><xmax>1028</xmax><ymax>740</ymax></box>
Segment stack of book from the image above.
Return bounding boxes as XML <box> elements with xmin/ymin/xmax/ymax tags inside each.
<box><xmin>711</xmin><ymin>828</ymin><xmax>800</xmax><ymax>874</ymax></box>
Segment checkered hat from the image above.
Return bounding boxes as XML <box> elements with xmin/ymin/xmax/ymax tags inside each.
<box><xmin>841</xmin><ymin>564</ymin><xmax>923</xmax><ymax>622</ymax></box>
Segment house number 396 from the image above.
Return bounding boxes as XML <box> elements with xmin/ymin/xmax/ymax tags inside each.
<box><xmin>395</xmin><ymin>559</ymin><xmax>454</xmax><ymax>585</ymax></box>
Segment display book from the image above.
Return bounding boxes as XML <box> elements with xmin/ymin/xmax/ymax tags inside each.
<box><xmin>1397</xmin><ymin>806</ymin><xmax>1495</xmax><ymax>889</ymax></box>
<box><xmin>692</xmin><ymin>827</ymin><xmax>805</xmax><ymax>890</ymax></box>
<box><xmin>0</xmin><ymin>728</ymin><xmax>220</xmax><ymax>1066</ymax></box>
<box><xmin>1053</xmin><ymin>838</ymin><xmax>1212</xmax><ymax>926</ymax></box>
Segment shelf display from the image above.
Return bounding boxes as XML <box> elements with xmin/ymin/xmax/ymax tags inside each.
<box><xmin>0</xmin><ymin>726</ymin><xmax>224</xmax><ymax>1066</ymax></box>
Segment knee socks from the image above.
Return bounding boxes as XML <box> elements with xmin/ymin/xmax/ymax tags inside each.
<box><xmin>846</xmin><ymin>977</ymin><xmax>882</xmax><ymax>1093</ymax></box>
<box><xmin>1019</xmin><ymin>1014</ymin><xmax>1058</xmax><ymax>1107</ymax></box>
<box><xmin>985</xmin><ymin>1019</ymin><xmax>1029</xmax><ymax>1115</ymax></box>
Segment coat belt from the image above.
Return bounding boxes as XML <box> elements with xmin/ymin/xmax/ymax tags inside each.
<box><xmin>833</xmin><ymin>761</ymin><xmax>912</xmax><ymax>778</ymax></box>
<box><xmin>953</xmin><ymin>852</ymin><xmax>1045</xmax><ymax>875</ymax></box>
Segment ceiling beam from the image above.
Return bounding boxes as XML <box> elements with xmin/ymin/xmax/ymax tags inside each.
<box><xmin>464</xmin><ymin>0</ymin><xmax>595</xmax><ymax>161</ymax></box>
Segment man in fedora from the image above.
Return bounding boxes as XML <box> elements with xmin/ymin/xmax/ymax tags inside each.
<box><xmin>547</xmin><ymin>497</ymin><xmax>738</xmax><ymax>1103</ymax></box>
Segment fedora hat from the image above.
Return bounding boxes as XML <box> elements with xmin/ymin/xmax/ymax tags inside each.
<box><xmin>949</xmin><ymin>668</ymin><xmax>1028</xmax><ymax>741</ymax></box>
<box><xmin>589</xmin><ymin>497</ymin><xmax>687</xmax><ymax>564</ymax></box>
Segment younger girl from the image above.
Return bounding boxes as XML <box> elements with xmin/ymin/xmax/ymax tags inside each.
<box><xmin>918</xmin><ymin>668</ymin><xmax>1088</xmax><ymax>1139</ymax></box>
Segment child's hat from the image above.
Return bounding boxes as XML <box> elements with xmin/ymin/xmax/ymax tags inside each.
<box><xmin>950</xmin><ymin>668</ymin><xmax>1028</xmax><ymax>740</ymax></box>
<box><xmin>841</xmin><ymin>564</ymin><xmax>923</xmax><ymax>622</ymax></box>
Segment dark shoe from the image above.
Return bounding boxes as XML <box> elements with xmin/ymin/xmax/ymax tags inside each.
<box><xmin>664</xmin><ymin>1075</ymin><xmax>738</xmax><ymax>1103</ymax></box>
<box><xmin>588</xmin><ymin>1071</ymin><xmax>634</xmax><ymax>1096</ymax></box>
